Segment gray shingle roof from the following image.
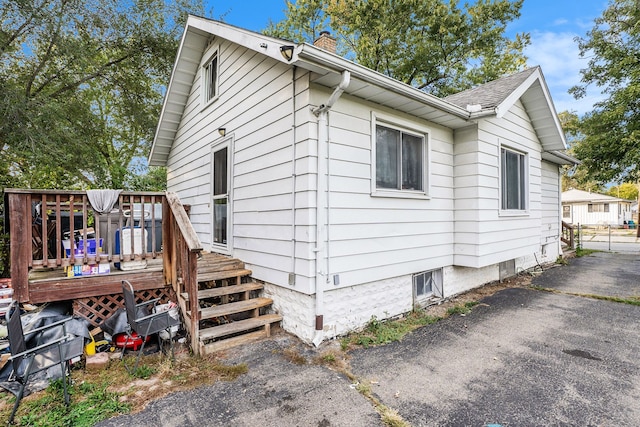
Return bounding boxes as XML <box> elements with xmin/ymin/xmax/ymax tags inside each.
<box><xmin>444</xmin><ymin>66</ymin><xmax>540</xmax><ymax>111</ymax></box>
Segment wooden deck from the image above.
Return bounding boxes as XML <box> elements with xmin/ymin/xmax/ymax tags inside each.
<box><xmin>26</xmin><ymin>260</ymin><xmax>165</xmax><ymax>303</ymax></box>
<box><xmin>6</xmin><ymin>189</ymin><xmax>282</xmax><ymax>354</ymax></box>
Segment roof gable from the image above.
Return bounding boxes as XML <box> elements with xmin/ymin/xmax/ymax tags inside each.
<box><xmin>150</xmin><ymin>16</ymin><xmax>569</xmax><ymax>166</ymax></box>
<box><xmin>445</xmin><ymin>66</ymin><xmax>567</xmax><ymax>151</ymax></box>
<box><xmin>445</xmin><ymin>67</ymin><xmax>567</xmax><ymax>152</ymax></box>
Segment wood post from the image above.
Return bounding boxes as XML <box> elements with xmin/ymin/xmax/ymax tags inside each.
<box><xmin>9</xmin><ymin>193</ymin><xmax>29</xmax><ymax>301</ymax></box>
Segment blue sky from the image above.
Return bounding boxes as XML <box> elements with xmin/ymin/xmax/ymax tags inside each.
<box><xmin>205</xmin><ymin>0</ymin><xmax>609</xmax><ymax>115</ymax></box>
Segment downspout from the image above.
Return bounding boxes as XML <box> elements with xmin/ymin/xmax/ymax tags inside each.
<box><xmin>558</xmin><ymin>165</ymin><xmax>563</xmax><ymax>255</ymax></box>
<box><xmin>290</xmin><ymin>66</ymin><xmax>297</xmax><ymax>283</ymax></box>
<box><xmin>311</xmin><ymin>70</ymin><xmax>350</xmax><ymax>347</ymax></box>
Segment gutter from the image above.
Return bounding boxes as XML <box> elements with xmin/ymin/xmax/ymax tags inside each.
<box><xmin>296</xmin><ymin>45</ymin><xmax>469</xmax><ymax>120</ymax></box>
<box><xmin>311</xmin><ymin>70</ymin><xmax>350</xmax><ymax>347</ymax></box>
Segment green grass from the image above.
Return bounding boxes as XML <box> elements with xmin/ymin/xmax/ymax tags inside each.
<box><xmin>132</xmin><ymin>364</ymin><xmax>156</xmax><ymax>379</ymax></box>
<box><xmin>1</xmin><ymin>354</ymin><xmax>250</xmax><ymax>426</ymax></box>
<box><xmin>575</xmin><ymin>247</ymin><xmax>600</xmax><ymax>257</ymax></box>
<box><xmin>342</xmin><ymin>301</ymin><xmax>483</xmax><ymax>349</ymax></box>
<box><xmin>343</xmin><ymin>310</ymin><xmax>441</xmax><ymax>348</ymax></box>
<box><xmin>13</xmin><ymin>380</ymin><xmax>130</xmax><ymax>427</ymax></box>
<box><xmin>446</xmin><ymin>301</ymin><xmax>479</xmax><ymax>316</ymax></box>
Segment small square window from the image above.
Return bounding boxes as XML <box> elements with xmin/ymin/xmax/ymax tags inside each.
<box><xmin>501</xmin><ymin>147</ymin><xmax>526</xmax><ymax>210</ymax></box>
<box><xmin>413</xmin><ymin>269</ymin><xmax>442</xmax><ymax>307</ymax></box>
<box><xmin>203</xmin><ymin>51</ymin><xmax>218</xmax><ymax>103</ymax></box>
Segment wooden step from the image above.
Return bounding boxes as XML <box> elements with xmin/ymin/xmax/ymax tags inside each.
<box><xmin>199</xmin><ymin>313</ymin><xmax>282</xmax><ymax>341</ymax></box>
<box><xmin>196</xmin><ymin>297</ymin><xmax>273</xmax><ymax>320</ymax></box>
<box><xmin>197</xmin><ymin>259</ymin><xmax>246</xmax><ymax>274</ymax></box>
<box><xmin>200</xmin><ymin>330</ymin><xmax>268</xmax><ymax>355</ymax></box>
<box><xmin>198</xmin><ymin>268</ymin><xmax>252</xmax><ymax>283</ymax></box>
<box><xmin>181</xmin><ymin>281</ymin><xmax>263</xmax><ymax>301</ymax></box>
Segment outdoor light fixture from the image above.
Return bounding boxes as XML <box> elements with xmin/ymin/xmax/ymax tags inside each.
<box><xmin>280</xmin><ymin>45</ymin><xmax>294</xmax><ymax>61</ymax></box>
<box><xmin>218</xmin><ymin>128</ymin><xmax>226</xmax><ymax>137</ymax></box>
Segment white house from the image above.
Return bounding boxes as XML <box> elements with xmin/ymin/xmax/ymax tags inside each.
<box><xmin>149</xmin><ymin>16</ymin><xmax>575</xmax><ymax>344</ymax></box>
<box><xmin>562</xmin><ymin>188</ymin><xmax>633</xmax><ymax>226</ymax></box>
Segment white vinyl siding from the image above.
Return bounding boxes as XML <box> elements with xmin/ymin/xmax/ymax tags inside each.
<box><xmin>167</xmin><ymin>39</ymin><xmax>312</xmax><ymax>290</ymax></box>
<box><xmin>541</xmin><ymin>161</ymin><xmax>560</xmax><ymax>245</ymax></box>
<box><xmin>322</xmin><ymin>96</ymin><xmax>452</xmax><ymax>288</ymax></box>
<box><xmin>562</xmin><ymin>201</ymin><xmax>631</xmax><ymax>226</ymax></box>
<box><xmin>454</xmin><ymin>99</ymin><xmax>543</xmax><ymax>268</ymax></box>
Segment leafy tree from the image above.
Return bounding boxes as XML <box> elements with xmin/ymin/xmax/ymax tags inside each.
<box><xmin>570</xmin><ymin>0</ymin><xmax>640</xmax><ymax>185</ymax></box>
<box><xmin>0</xmin><ymin>0</ymin><xmax>203</xmax><ymax>190</ymax></box>
<box><xmin>266</xmin><ymin>0</ymin><xmax>530</xmax><ymax>96</ymax></box>
<box><xmin>558</xmin><ymin>111</ymin><xmax>603</xmax><ymax>192</ymax></box>
<box><xmin>607</xmin><ymin>182</ymin><xmax>638</xmax><ymax>201</ymax></box>
<box><xmin>128</xmin><ymin>166</ymin><xmax>168</xmax><ymax>192</ymax></box>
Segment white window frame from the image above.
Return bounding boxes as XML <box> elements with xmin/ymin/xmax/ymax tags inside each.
<box><xmin>210</xmin><ymin>134</ymin><xmax>234</xmax><ymax>255</ymax></box>
<box><xmin>201</xmin><ymin>48</ymin><xmax>219</xmax><ymax>107</ymax></box>
<box><xmin>371</xmin><ymin>112</ymin><xmax>430</xmax><ymax>199</ymax></box>
<box><xmin>499</xmin><ymin>145</ymin><xmax>528</xmax><ymax>214</ymax></box>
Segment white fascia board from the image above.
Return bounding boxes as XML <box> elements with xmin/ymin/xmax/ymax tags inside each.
<box><xmin>541</xmin><ymin>150</ymin><xmax>580</xmax><ymax>165</ymax></box>
<box><xmin>149</xmin><ymin>24</ymin><xmax>194</xmax><ymax>166</ymax></box>
<box><xmin>295</xmin><ymin>44</ymin><xmax>470</xmax><ymax>120</ymax></box>
<box><xmin>187</xmin><ymin>15</ymin><xmax>297</xmax><ymax>65</ymax></box>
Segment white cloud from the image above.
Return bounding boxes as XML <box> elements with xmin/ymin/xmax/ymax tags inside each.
<box><xmin>525</xmin><ymin>31</ymin><xmax>605</xmax><ymax>115</ymax></box>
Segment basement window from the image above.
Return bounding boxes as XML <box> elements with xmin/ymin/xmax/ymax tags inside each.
<box><xmin>413</xmin><ymin>269</ymin><xmax>442</xmax><ymax>307</ymax></box>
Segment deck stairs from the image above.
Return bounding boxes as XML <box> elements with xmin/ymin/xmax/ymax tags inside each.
<box><xmin>181</xmin><ymin>253</ymin><xmax>281</xmax><ymax>354</ymax></box>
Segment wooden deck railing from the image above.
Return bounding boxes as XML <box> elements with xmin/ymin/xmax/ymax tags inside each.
<box><xmin>163</xmin><ymin>192</ymin><xmax>203</xmax><ymax>352</ymax></box>
<box><xmin>6</xmin><ymin>189</ymin><xmax>166</xmax><ymax>301</ymax></box>
<box><xmin>6</xmin><ymin>188</ymin><xmax>204</xmax><ymax>352</ymax></box>
<box><xmin>561</xmin><ymin>221</ymin><xmax>575</xmax><ymax>249</ymax></box>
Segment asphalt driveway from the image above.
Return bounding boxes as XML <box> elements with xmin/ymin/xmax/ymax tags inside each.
<box><xmin>98</xmin><ymin>252</ymin><xmax>640</xmax><ymax>426</ymax></box>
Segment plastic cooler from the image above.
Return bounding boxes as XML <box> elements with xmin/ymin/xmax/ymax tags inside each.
<box><xmin>114</xmin><ymin>226</ymin><xmax>148</xmax><ymax>270</ymax></box>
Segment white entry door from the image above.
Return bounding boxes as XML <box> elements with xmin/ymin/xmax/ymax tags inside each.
<box><xmin>211</xmin><ymin>141</ymin><xmax>230</xmax><ymax>252</ymax></box>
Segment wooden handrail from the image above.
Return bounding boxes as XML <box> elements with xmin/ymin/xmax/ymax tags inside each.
<box><xmin>164</xmin><ymin>192</ymin><xmax>202</xmax><ymax>252</ymax></box>
<box><xmin>561</xmin><ymin>221</ymin><xmax>575</xmax><ymax>249</ymax></box>
<box><xmin>162</xmin><ymin>191</ymin><xmax>202</xmax><ymax>354</ymax></box>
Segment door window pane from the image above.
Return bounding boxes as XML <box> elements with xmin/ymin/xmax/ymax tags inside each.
<box><xmin>213</xmin><ymin>147</ymin><xmax>227</xmax><ymax>196</ymax></box>
<box><xmin>213</xmin><ymin>198</ymin><xmax>227</xmax><ymax>244</ymax></box>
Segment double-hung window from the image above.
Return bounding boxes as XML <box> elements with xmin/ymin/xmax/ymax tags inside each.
<box><xmin>375</xmin><ymin>124</ymin><xmax>426</xmax><ymax>193</ymax></box>
<box><xmin>500</xmin><ymin>147</ymin><xmax>527</xmax><ymax>211</ymax></box>
<box><xmin>203</xmin><ymin>51</ymin><xmax>218</xmax><ymax>104</ymax></box>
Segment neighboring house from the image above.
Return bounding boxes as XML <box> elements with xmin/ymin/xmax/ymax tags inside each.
<box><xmin>562</xmin><ymin>188</ymin><xmax>633</xmax><ymax>226</ymax></box>
<box><xmin>149</xmin><ymin>16</ymin><xmax>575</xmax><ymax>344</ymax></box>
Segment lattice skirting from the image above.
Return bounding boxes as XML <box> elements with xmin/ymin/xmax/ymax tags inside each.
<box><xmin>73</xmin><ymin>286</ymin><xmax>176</xmax><ymax>327</ymax></box>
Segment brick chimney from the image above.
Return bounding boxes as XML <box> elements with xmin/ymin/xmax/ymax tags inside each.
<box><xmin>313</xmin><ymin>30</ymin><xmax>337</xmax><ymax>54</ymax></box>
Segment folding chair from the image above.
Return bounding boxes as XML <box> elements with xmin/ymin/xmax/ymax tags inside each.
<box><xmin>5</xmin><ymin>302</ymin><xmax>83</xmax><ymax>425</ymax></box>
<box><xmin>121</xmin><ymin>280</ymin><xmax>181</xmax><ymax>374</ymax></box>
